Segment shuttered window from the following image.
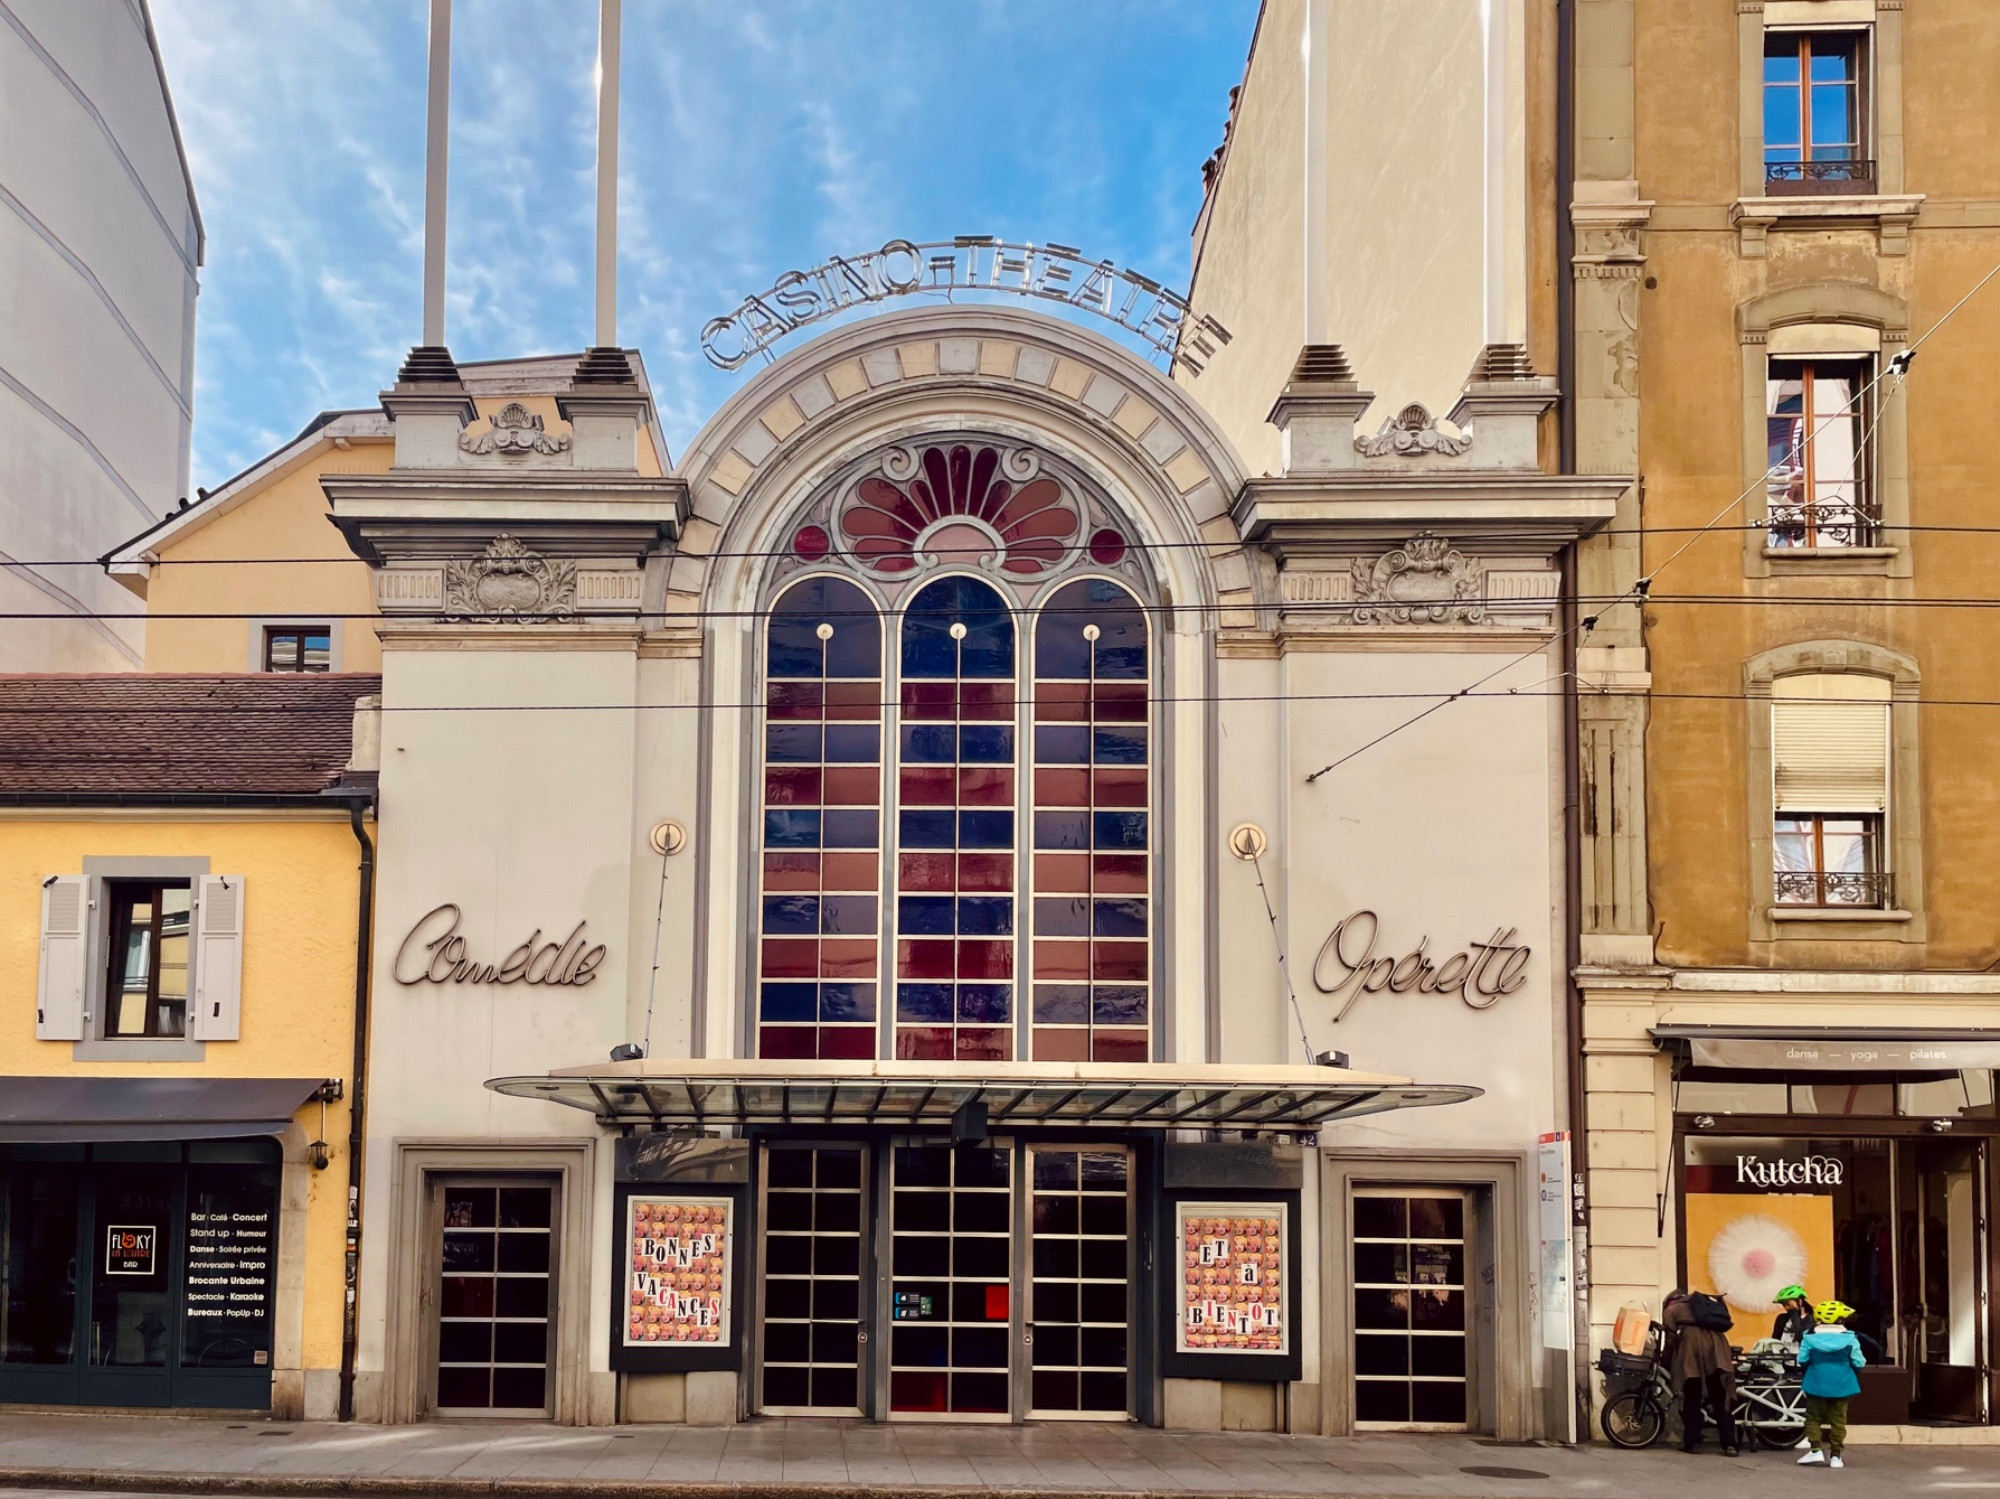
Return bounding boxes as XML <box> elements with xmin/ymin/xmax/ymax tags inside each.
<box><xmin>1772</xmin><ymin>673</ymin><xmax>1890</xmax><ymax>813</ymax></box>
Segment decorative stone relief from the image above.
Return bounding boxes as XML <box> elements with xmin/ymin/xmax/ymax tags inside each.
<box><xmin>1354</xmin><ymin>404</ymin><xmax>1474</xmax><ymax>459</ymax></box>
<box><xmin>459</xmin><ymin>401</ymin><xmax>572</xmax><ymax>458</ymax></box>
<box><xmin>443</xmin><ymin>535</ymin><xmax>577</xmax><ymax>620</ymax></box>
<box><xmin>1350</xmin><ymin>534</ymin><xmax>1485</xmax><ymax>624</ymax></box>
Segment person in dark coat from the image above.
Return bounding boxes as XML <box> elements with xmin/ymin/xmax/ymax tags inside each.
<box><xmin>1771</xmin><ymin>1285</ymin><xmax>1814</xmax><ymax>1344</ymax></box>
<box><xmin>1664</xmin><ymin>1289</ymin><xmax>1739</xmax><ymax>1455</ymax></box>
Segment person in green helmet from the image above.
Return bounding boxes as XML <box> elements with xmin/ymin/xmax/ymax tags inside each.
<box><xmin>1772</xmin><ymin>1285</ymin><xmax>1813</xmax><ymax>1345</ymax></box>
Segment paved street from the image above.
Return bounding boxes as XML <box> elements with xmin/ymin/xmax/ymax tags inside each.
<box><xmin>0</xmin><ymin>1414</ymin><xmax>1992</xmax><ymax>1499</ymax></box>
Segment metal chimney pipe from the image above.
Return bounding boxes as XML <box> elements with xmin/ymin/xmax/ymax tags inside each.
<box><xmin>422</xmin><ymin>0</ymin><xmax>452</xmax><ymax>348</ymax></box>
<box><xmin>594</xmin><ymin>0</ymin><xmax>622</xmax><ymax>349</ymax></box>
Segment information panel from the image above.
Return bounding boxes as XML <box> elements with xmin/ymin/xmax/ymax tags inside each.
<box><xmin>624</xmin><ymin>1197</ymin><xmax>731</xmax><ymax>1346</ymax></box>
<box><xmin>181</xmin><ymin>1169</ymin><xmax>277</xmax><ymax>1368</ymax></box>
<box><xmin>1174</xmin><ymin>1202</ymin><xmax>1288</xmax><ymax>1354</ymax></box>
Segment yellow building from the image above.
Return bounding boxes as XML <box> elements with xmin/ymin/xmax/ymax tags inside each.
<box><xmin>0</xmin><ymin>673</ymin><xmax>377</xmax><ymax>1417</ymax></box>
<box><xmin>1575</xmin><ymin>0</ymin><xmax>2000</xmax><ymax>1431</ymax></box>
<box><xmin>104</xmin><ymin>353</ymin><xmax>671</xmax><ymax>674</ymax></box>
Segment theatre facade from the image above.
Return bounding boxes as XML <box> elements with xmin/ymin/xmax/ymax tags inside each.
<box><xmin>340</xmin><ymin>306</ymin><xmax>1621</xmax><ymax>1435</ymax></box>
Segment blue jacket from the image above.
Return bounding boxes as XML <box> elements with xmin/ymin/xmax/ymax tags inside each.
<box><xmin>1797</xmin><ymin>1325</ymin><xmax>1866</xmax><ymax>1398</ymax></box>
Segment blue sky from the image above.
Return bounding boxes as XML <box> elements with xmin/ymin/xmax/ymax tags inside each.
<box><xmin>150</xmin><ymin>0</ymin><xmax>1259</xmax><ymax>485</ymax></box>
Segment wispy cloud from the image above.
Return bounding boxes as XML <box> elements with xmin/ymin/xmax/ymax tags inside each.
<box><xmin>151</xmin><ymin>0</ymin><xmax>1256</xmax><ymax>480</ymax></box>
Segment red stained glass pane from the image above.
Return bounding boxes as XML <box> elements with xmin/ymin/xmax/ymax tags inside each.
<box><xmin>1092</xmin><ymin>768</ymin><xmax>1147</xmax><ymax>808</ymax></box>
<box><xmin>823</xmin><ymin>680</ymin><xmax>883</xmax><ymax>721</ymax></box>
<box><xmin>955</xmin><ymin>1028</ymin><xmax>1009</xmax><ymax>1062</ymax></box>
<box><xmin>956</xmin><ymin>853</ymin><xmax>1013</xmax><ymax>890</ymax></box>
<box><xmin>819</xmin><ymin>1027</ymin><xmax>876</xmax><ymax>1061</ymax></box>
<box><xmin>957</xmin><ymin>767</ymin><xmax>1013</xmax><ymax>806</ymax></box>
<box><xmin>958</xmin><ymin>682</ymin><xmax>1015</xmax><ymax>721</ymax></box>
<box><xmin>898</xmin><ymin>939</ymin><xmax>956</xmax><ymax>980</ymax></box>
<box><xmin>956</xmin><ymin>940</ymin><xmax>1012</xmax><ymax>980</ymax></box>
<box><xmin>1034</xmin><ymin>768</ymin><xmax>1091</xmax><ymax>806</ymax></box>
<box><xmin>1033</xmin><ymin>942</ymin><xmax>1091</xmax><ymax>980</ymax></box>
<box><xmin>895</xmin><ymin>1027</ymin><xmax>954</xmax><ymax>1061</ymax></box>
<box><xmin>764</xmin><ymin>767</ymin><xmax>822</xmax><ymax>806</ymax></box>
<box><xmin>763</xmin><ymin>853</ymin><xmax>821</xmax><ymax>890</ymax></box>
<box><xmin>901</xmin><ymin>682</ymin><xmax>955</xmax><ymax>720</ymax></box>
<box><xmin>1087</xmin><ymin>528</ymin><xmax>1127</xmax><ymax>566</ymax></box>
<box><xmin>899</xmin><ymin>853</ymin><xmax>957</xmax><ymax>891</ymax></box>
<box><xmin>761</xmin><ymin>939</ymin><xmax>818</xmax><ymax>978</ymax></box>
<box><xmin>1092</xmin><ymin>943</ymin><xmax>1148</xmax><ymax>981</ymax></box>
<box><xmin>1091</xmin><ymin>1030</ymin><xmax>1149</xmax><ymax>1063</ymax></box>
<box><xmin>793</xmin><ymin>524</ymin><xmax>831</xmax><ymax>562</ymax></box>
<box><xmin>821</xmin><ymin>852</ymin><xmax>879</xmax><ymax>891</ymax></box>
<box><xmin>899</xmin><ymin>768</ymin><xmax>956</xmax><ymax>806</ymax></box>
<box><xmin>1034</xmin><ymin>854</ymin><xmax>1091</xmax><ymax>893</ymax></box>
<box><xmin>821</xmin><ymin>766</ymin><xmax>881</xmax><ymax>806</ymax></box>
<box><xmin>1034</xmin><ymin>682</ymin><xmax>1091</xmax><ymax>721</ymax></box>
<box><xmin>1032</xmin><ymin>1028</ymin><xmax>1090</xmax><ymax>1062</ymax></box>
<box><xmin>820</xmin><ymin>940</ymin><xmax>878</xmax><ymax>978</ymax></box>
<box><xmin>759</xmin><ymin>1025</ymin><xmax>818</xmax><ymax>1060</ymax></box>
<box><xmin>1093</xmin><ymin>855</ymin><xmax>1147</xmax><ymax>893</ymax></box>
<box><xmin>1093</xmin><ymin>683</ymin><xmax>1147</xmax><ymax>722</ymax></box>
<box><xmin>766</xmin><ymin>682</ymin><xmax>824</xmax><ymax>720</ymax></box>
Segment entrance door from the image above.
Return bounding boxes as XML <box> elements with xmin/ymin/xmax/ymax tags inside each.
<box><xmin>1352</xmin><ymin>1189</ymin><xmax>1472</xmax><ymax>1430</ymax></box>
<box><xmin>1906</xmin><ymin>1139</ymin><xmax>1988</xmax><ymax>1423</ymax></box>
<box><xmin>432</xmin><ymin>1180</ymin><xmax>556</xmax><ymax>1416</ymax></box>
<box><xmin>1026</xmin><ymin>1146</ymin><xmax>1131</xmax><ymax>1418</ymax></box>
<box><xmin>760</xmin><ymin>1145</ymin><xmax>867</xmax><ymax>1414</ymax></box>
<box><xmin>888</xmin><ymin>1142</ymin><xmax>1012</xmax><ymax>1418</ymax></box>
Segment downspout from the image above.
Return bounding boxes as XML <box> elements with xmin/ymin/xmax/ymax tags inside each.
<box><xmin>339</xmin><ymin>797</ymin><xmax>374</xmax><ymax>1423</ymax></box>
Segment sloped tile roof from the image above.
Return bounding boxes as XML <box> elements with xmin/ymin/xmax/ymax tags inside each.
<box><xmin>0</xmin><ymin>674</ymin><xmax>380</xmax><ymax>795</ymax></box>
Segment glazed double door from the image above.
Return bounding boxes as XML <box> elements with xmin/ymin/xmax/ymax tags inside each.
<box><xmin>757</xmin><ymin>1140</ymin><xmax>1133</xmax><ymax>1421</ymax></box>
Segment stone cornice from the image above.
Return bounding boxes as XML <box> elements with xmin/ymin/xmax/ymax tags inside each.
<box><xmin>323</xmin><ymin>469</ymin><xmax>689</xmax><ymax>565</ymax></box>
<box><xmin>1232</xmin><ymin>472</ymin><xmax>1629</xmax><ymax>550</ymax></box>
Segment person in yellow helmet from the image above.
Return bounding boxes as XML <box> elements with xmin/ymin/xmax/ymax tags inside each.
<box><xmin>1796</xmin><ymin>1299</ymin><xmax>1866</xmax><ymax>1469</ymax></box>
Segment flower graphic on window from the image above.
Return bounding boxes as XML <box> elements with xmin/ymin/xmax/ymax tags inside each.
<box><xmin>838</xmin><ymin>443</ymin><xmax>1082</xmax><ymax>576</ymax></box>
<box><xmin>1706</xmin><ymin>1212</ymin><xmax>1809</xmax><ymax>1314</ymax></box>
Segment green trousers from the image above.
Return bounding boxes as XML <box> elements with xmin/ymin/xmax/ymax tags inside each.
<box><xmin>1804</xmin><ymin>1394</ymin><xmax>1849</xmax><ymax>1456</ymax></box>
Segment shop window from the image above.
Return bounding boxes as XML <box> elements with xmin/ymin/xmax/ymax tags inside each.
<box><xmin>756</xmin><ymin>564</ymin><xmax>1151</xmax><ymax>1063</ymax></box>
<box><xmin>1766</xmin><ymin>358</ymin><xmax>1874</xmax><ymax>548</ymax></box>
<box><xmin>1763</xmin><ymin>31</ymin><xmax>1872</xmax><ymax>194</ymax></box>
<box><xmin>103</xmin><ymin>881</ymin><xmax>191</xmax><ymax>1038</ymax></box>
<box><xmin>1771</xmin><ymin>673</ymin><xmax>1890</xmax><ymax>908</ymax></box>
<box><xmin>261</xmin><ymin>625</ymin><xmax>332</xmax><ymax>673</ymax></box>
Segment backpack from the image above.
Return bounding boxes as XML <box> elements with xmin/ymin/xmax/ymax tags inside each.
<box><xmin>1687</xmin><ymin>1292</ymin><xmax>1734</xmax><ymax>1332</ymax></box>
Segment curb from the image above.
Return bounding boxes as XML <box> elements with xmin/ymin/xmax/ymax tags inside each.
<box><xmin>0</xmin><ymin>1476</ymin><xmax>1452</xmax><ymax>1499</ymax></box>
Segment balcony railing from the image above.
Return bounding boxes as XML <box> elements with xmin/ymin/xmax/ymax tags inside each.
<box><xmin>1768</xmin><ymin>497</ymin><xmax>1880</xmax><ymax>550</ymax></box>
<box><xmin>1774</xmin><ymin>869</ymin><xmax>1895</xmax><ymax>909</ymax></box>
<box><xmin>1765</xmin><ymin>160</ymin><xmax>1878</xmax><ymax>197</ymax></box>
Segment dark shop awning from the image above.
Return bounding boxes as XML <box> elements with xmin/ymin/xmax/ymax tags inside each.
<box><xmin>488</xmin><ymin>1058</ymin><xmax>1480</xmax><ymax>1134</ymax></box>
<box><xmin>0</xmin><ymin>1076</ymin><xmax>326</xmax><ymax>1142</ymax></box>
<box><xmin>1653</xmin><ymin>1025</ymin><xmax>2000</xmax><ymax>1072</ymax></box>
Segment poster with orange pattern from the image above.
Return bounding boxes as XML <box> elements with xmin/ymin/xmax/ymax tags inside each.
<box><xmin>1175</xmin><ymin>1203</ymin><xmax>1287</xmax><ymax>1354</ymax></box>
<box><xmin>624</xmin><ymin>1197</ymin><xmax>731</xmax><ymax>1346</ymax></box>
<box><xmin>1684</xmin><ymin>1192</ymin><xmax>1836</xmax><ymax>1323</ymax></box>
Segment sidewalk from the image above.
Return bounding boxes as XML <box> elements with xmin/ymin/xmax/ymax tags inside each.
<box><xmin>0</xmin><ymin>1414</ymin><xmax>1994</xmax><ymax>1499</ymax></box>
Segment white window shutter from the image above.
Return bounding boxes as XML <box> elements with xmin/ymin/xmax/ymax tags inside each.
<box><xmin>190</xmin><ymin>875</ymin><xmax>245</xmax><ymax>1041</ymax></box>
<box><xmin>1772</xmin><ymin>674</ymin><xmax>1891</xmax><ymax>813</ymax></box>
<box><xmin>35</xmin><ymin>875</ymin><xmax>88</xmax><ymax>1041</ymax></box>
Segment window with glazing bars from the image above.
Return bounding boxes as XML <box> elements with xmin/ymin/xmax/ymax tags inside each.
<box><xmin>1767</xmin><ymin>358</ymin><xmax>1874</xmax><ymax>547</ymax></box>
<box><xmin>1764</xmin><ymin>31</ymin><xmax>1870</xmax><ymax>191</ymax></box>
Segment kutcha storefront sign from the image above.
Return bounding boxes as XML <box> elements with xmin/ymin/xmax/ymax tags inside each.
<box><xmin>1735</xmin><ymin>1153</ymin><xmax>1846</xmax><ymax>1188</ymax></box>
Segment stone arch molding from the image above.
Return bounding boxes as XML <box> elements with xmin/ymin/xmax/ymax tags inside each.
<box><xmin>670</xmin><ymin>306</ymin><xmax>1253</xmax><ymax>625</ymax></box>
<box><xmin>1737</xmin><ymin>282</ymin><xmax>1911</xmax><ymax>345</ymax></box>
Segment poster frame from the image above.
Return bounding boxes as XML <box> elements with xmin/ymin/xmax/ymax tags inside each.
<box><xmin>607</xmin><ymin>1180</ymin><xmax>747</xmax><ymax>1374</ymax></box>
<box><xmin>1156</xmin><ymin>1187</ymin><xmax>1301</xmax><ymax>1382</ymax></box>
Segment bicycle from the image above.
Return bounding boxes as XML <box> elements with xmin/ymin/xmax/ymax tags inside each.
<box><xmin>1597</xmin><ymin>1324</ymin><xmax>1674</xmax><ymax>1448</ymax></box>
<box><xmin>1731</xmin><ymin>1343</ymin><xmax>1809</xmax><ymax>1450</ymax></box>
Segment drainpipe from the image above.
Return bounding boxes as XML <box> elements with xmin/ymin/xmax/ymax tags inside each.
<box><xmin>338</xmin><ymin>696</ymin><xmax>380</xmax><ymax>1423</ymax></box>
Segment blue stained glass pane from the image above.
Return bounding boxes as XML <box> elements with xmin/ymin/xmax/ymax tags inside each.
<box><xmin>901</xmin><ymin>724</ymin><xmax>957</xmax><ymax>763</ymax></box>
<box><xmin>901</xmin><ymin>620</ymin><xmax>961</xmax><ymax>678</ymax></box>
<box><xmin>767</xmin><ymin>724</ymin><xmax>822</xmax><ymax>763</ymax></box>
<box><xmin>958</xmin><ymin>725</ymin><xmax>1014</xmax><ymax>763</ymax></box>
<box><xmin>900</xmin><ymin>809</ymin><xmax>956</xmax><ymax>848</ymax></box>
<box><xmin>898</xmin><ymin>896</ymin><xmax>956</xmax><ymax>935</ymax></box>
<box><xmin>767</xmin><ymin>625</ymin><xmax>824</xmax><ymax>679</ymax></box>
<box><xmin>897</xmin><ymin>983</ymin><xmax>954</xmax><ymax>1022</ymax></box>
<box><xmin>1037</xmin><ymin>618</ymin><xmax>1092</xmax><ymax>680</ymax></box>
<box><xmin>1036</xmin><ymin>578</ymin><xmax>1148</xmax><ymax>680</ymax></box>
<box><xmin>1035</xmin><ymin>810</ymin><xmax>1091</xmax><ymax>851</ymax></box>
<box><xmin>821</xmin><ymin>809</ymin><xmax>879</xmax><ymax>848</ymax></box>
<box><xmin>765</xmin><ymin>809</ymin><xmax>821</xmax><ymax>848</ymax></box>
<box><xmin>824</xmin><ymin>724</ymin><xmax>880</xmax><ymax>763</ymax></box>
<box><xmin>1033</xmin><ymin>985</ymin><xmax>1091</xmax><ymax>1024</ymax></box>
<box><xmin>957</xmin><ymin>985</ymin><xmax>1011</xmax><ymax>1023</ymax></box>
<box><xmin>1092</xmin><ymin>986</ymin><xmax>1149</xmax><ymax>1026</ymax></box>
<box><xmin>959</xmin><ymin>810</ymin><xmax>1014</xmax><ymax>849</ymax></box>
<box><xmin>903</xmin><ymin>576</ymin><xmax>1014</xmax><ymax>678</ymax></box>
<box><xmin>1093</xmin><ymin>728</ymin><xmax>1147</xmax><ymax>765</ymax></box>
<box><xmin>763</xmin><ymin>895</ymin><xmax>820</xmax><ymax>935</ymax></box>
<box><xmin>819</xmin><ymin>895</ymin><xmax>877</xmax><ymax>934</ymax></box>
<box><xmin>1095</xmin><ymin>640</ymin><xmax>1146</xmax><ymax>680</ymax></box>
<box><xmin>1093</xmin><ymin>898</ymin><xmax>1148</xmax><ymax>938</ymax></box>
<box><xmin>1034</xmin><ymin>897</ymin><xmax>1090</xmax><ymax>936</ymax></box>
<box><xmin>1763</xmin><ymin>84</ymin><xmax>1802</xmax><ymax>152</ymax></box>
<box><xmin>1094</xmin><ymin>811</ymin><xmax>1149</xmax><ymax>850</ymax></box>
<box><xmin>819</xmin><ymin>983</ymin><xmax>876</xmax><ymax>1022</ymax></box>
<box><xmin>1036</xmin><ymin>725</ymin><xmax>1091</xmax><ymax>765</ymax></box>
<box><xmin>957</xmin><ymin>897</ymin><xmax>1013</xmax><ymax>936</ymax></box>
<box><xmin>769</xmin><ymin>576</ymin><xmax>880</xmax><ymax>676</ymax></box>
<box><xmin>761</xmin><ymin>983</ymin><xmax>818</xmax><ymax>1022</ymax></box>
<box><xmin>958</xmin><ymin>620</ymin><xmax>1014</xmax><ymax>679</ymax></box>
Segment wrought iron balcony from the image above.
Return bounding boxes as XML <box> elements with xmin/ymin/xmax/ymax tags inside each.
<box><xmin>1774</xmin><ymin>869</ymin><xmax>1894</xmax><ymax>909</ymax></box>
<box><xmin>1765</xmin><ymin>160</ymin><xmax>1878</xmax><ymax>197</ymax></box>
<box><xmin>1768</xmin><ymin>497</ymin><xmax>1880</xmax><ymax>550</ymax></box>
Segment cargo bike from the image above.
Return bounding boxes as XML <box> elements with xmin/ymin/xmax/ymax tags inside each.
<box><xmin>1597</xmin><ymin>1323</ymin><xmax>1809</xmax><ymax>1449</ymax></box>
